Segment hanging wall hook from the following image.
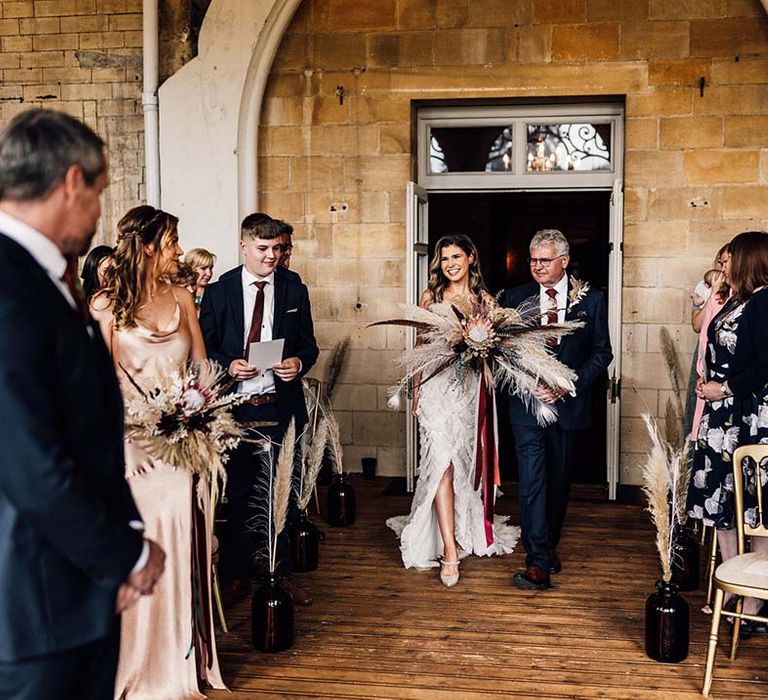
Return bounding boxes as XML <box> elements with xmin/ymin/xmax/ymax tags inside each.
<box><xmin>336</xmin><ymin>85</ymin><xmax>345</xmax><ymax>105</ymax></box>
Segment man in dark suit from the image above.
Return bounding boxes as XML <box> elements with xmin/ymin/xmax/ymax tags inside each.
<box><xmin>502</xmin><ymin>229</ymin><xmax>612</xmax><ymax>590</ymax></box>
<box><xmin>274</xmin><ymin>218</ymin><xmax>294</xmax><ymax>269</ymax></box>
<box><xmin>0</xmin><ymin>109</ymin><xmax>165</xmax><ymax>699</ymax></box>
<box><xmin>199</xmin><ymin>212</ymin><xmax>319</xmax><ymax>606</ymax></box>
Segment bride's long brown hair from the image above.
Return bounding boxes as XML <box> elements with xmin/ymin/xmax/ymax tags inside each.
<box><xmin>426</xmin><ymin>234</ymin><xmax>487</xmax><ymax>303</ymax></box>
<box><xmin>98</xmin><ymin>205</ymin><xmax>179</xmax><ymax>329</ymax></box>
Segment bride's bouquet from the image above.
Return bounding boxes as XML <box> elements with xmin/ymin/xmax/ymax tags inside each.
<box><xmin>120</xmin><ymin>359</ymin><xmax>246</xmax><ymax>503</ymax></box>
<box><xmin>372</xmin><ymin>295</ymin><xmax>582</xmax><ymax>426</ymax></box>
<box><xmin>371</xmin><ymin>294</ymin><xmax>583</xmax><ymax>547</ymax></box>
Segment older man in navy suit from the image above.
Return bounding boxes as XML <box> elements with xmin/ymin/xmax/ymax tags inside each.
<box><xmin>502</xmin><ymin>229</ymin><xmax>612</xmax><ymax>590</ymax></box>
<box><xmin>200</xmin><ymin>213</ymin><xmax>319</xmax><ymax>606</ymax></box>
<box><xmin>0</xmin><ymin>110</ymin><xmax>165</xmax><ymax>699</ymax></box>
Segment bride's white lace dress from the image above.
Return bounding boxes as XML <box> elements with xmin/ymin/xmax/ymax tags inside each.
<box><xmin>386</xmin><ymin>369</ymin><xmax>520</xmax><ymax>569</ymax></box>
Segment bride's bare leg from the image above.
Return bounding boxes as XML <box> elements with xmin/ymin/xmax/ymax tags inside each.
<box><xmin>434</xmin><ymin>464</ymin><xmax>458</xmax><ymax>574</ymax></box>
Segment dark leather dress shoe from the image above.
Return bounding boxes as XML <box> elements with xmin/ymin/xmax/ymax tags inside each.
<box><xmin>221</xmin><ymin>579</ymin><xmax>251</xmax><ymax>608</ymax></box>
<box><xmin>739</xmin><ymin>619</ymin><xmax>768</xmax><ymax>640</ymax></box>
<box><xmin>739</xmin><ymin>603</ymin><xmax>768</xmax><ymax>639</ymax></box>
<box><xmin>549</xmin><ymin>551</ymin><xmax>562</xmax><ymax>575</ymax></box>
<box><xmin>512</xmin><ymin>565</ymin><xmax>551</xmax><ymax>590</ymax></box>
<box><xmin>282</xmin><ymin>577</ymin><xmax>313</xmax><ymax>606</ymax></box>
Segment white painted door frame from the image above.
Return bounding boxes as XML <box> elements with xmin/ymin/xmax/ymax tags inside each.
<box><xmin>408</xmin><ymin>102</ymin><xmax>624</xmax><ymax>497</ymax></box>
<box><xmin>405</xmin><ymin>182</ymin><xmax>429</xmax><ymax>492</ymax></box>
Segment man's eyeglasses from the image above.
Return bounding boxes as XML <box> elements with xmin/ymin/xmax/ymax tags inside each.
<box><xmin>527</xmin><ymin>255</ymin><xmax>565</xmax><ymax>267</ymax></box>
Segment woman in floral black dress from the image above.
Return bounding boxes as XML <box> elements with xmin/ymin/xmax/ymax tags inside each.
<box><xmin>688</xmin><ymin>231</ymin><xmax>768</xmax><ymax>629</ymax></box>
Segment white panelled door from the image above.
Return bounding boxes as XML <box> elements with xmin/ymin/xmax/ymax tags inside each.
<box><xmin>405</xmin><ymin>183</ymin><xmax>429</xmax><ymax>492</ymax></box>
<box><xmin>606</xmin><ymin>177</ymin><xmax>624</xmax><ymax>500</ymax></box>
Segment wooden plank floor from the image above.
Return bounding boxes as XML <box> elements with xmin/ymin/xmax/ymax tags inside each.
<box><xmin>209</xmin><ymin>479</ymin><xmax>766</xmax><ymax>699</ymax></box>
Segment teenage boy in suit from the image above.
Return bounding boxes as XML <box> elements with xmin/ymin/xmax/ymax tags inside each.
<box><xmin>200</xmin><ymin>213</ymin><xmax>319</xmax><ymax>606</ymax></box>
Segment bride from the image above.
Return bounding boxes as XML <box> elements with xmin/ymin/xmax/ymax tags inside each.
<box><xmin>387</xmin><ymin>234</ymin><xmax>519</xmax><ymax>586</ymax></box>
<box><xmin>91</xmin><ymin>205</ymin><xmax>225</xmax><ymax>699</ymax></box>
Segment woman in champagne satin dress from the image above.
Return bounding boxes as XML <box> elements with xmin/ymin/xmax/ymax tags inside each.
<box><xmin>92</xmin><ymin>206</ymin><xmax>225</xmax><ymax>699</ymax></box>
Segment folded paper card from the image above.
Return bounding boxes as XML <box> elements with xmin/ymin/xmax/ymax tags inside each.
<box><xmin>247</xmin><ymin>338</ymin><xmax>285</xmax><ymax>370</ymax></box>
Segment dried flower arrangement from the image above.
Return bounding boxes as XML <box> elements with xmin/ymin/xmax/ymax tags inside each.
<box><xmin>251</xmin><ymin>420</ymin><xmax>296</xmax><ymax>575</ymax></box>
<box><xmin>315</xmin><ymin>399</ymin><xmax>343</xmax><ymax>476</ymax></box>
<box><xmin>371</xmin><ymin>295</ymin><xmax>582</xmax><ymax>426</ymax></box>
<box><xmin>120</xmin><ymin>359</ymin><xmax>246</xmax><ymax>505</ymax></box>
<box><xmin>641</xmin><ymin>414</ymin><xmax>691</xmax><ymax>581</ymax></box>
<box><xmin>640</xmin><ymin>327</ymin><xmax>693</xmax><ymax>581</ymax></box>
<box><xmin>324</xmin><ymin>337</ymin><xmax>350</xmax><ymax>403</ymax></box>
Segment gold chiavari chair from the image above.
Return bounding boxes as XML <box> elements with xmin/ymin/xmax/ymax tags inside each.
<box><xmin>702</xmin><ymin>444</ymin><xmax>768</xmax><ymax>696</ymax></box>
<box><xmin>702</xmin><ymin>525</ymin><xmax>719</xmax><ymax>611</ymax></box>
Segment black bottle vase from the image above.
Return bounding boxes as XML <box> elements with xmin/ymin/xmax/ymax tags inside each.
<box><xmin>645</xmin><ymin>579</ymin><xmax>689</xmax><ymax>663</ymax></box>
<box><xmin>291</xmin><ymin>510</ymin><xmax>320</xmax><ymax>572</ymax></box>
<box><xmin>362</xmin><ymin>457</ymin><xmax>377</xmax><ymax>480</ymax></box>
<box><xmin>251</xmin><ymin>575</ymin><xmax>294</xmax><ymax>653</ymax></box>
<box><xmin>670</xmin><ymin>527</ymin><xmax>700</xmax><ymax>592</ymax></box>
<box><xmin>327</xmin><ymin>473</ymin><xmax>356</xmax><ymax>526</ymax></box>
<box><xmin>317</xmin><ymin>458</ymin><xmax>332</xmax><ymax>486</ymax></box>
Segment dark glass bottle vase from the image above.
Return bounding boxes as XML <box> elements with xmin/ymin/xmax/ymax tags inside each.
<box><xmin>670</xmin><ymin>527</ymin><xmax>700</xmax><ymax>592</ymax></box>
<box><xmin>645</xmin><ymin>579</ymin><xmax>689</xmax><ymax>663</ymax></box>
<box><xmin>362</xmin><ymin>457</ymin><xmax>377</xmax><ymax>480</ymax></box>
<box><xmin>251</xmin><ymin>575</ymin><xmax>294</xmax><ymax>653</ymax></box>
<box><xmin>291</xmin><ymin>510</ymin><xmax>320</xmax><ymax>572</ymax></box>
<box><xmin>327</xmin><ymin>473</ymin><xmax>356</xmax><ymax>526</ymax></box>
<box><xmin>317</xmin><ymin>459</ymin><xmax>332</xmax><ymax>486</ymax></box>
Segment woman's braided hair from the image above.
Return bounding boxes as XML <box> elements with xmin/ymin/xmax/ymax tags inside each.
<box><xmin>98</xmin><ymin>205</ymin><xmax>178</xmax><ymax>328</ymax></box>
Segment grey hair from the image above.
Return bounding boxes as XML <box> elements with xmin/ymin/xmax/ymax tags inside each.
<box><xmin>530</xmin><ymin>228</ymin><xmax>569</xmax><ymax>256</ymax></box>
<box><xmin>0</xmin><ymin>109</ymin><xmax>105</xmax><ymax>201</ymax></box>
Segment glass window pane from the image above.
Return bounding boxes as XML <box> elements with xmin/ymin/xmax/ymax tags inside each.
<box><xmin>526</xmin><ymin>123</ymin><xmax>612</xmax><ymax>172</ymax></box>
<box><xmin>429</xmin><ymin>126</ymin><xmax>513</xmax><ymax>173</ymax></box>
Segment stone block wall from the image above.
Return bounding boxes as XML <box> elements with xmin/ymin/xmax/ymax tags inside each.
<box><xmin>0</xmin><ymin>0</ymin><xmax>144</xmax><ymax>243</ymax></box>
<box><xmin>261</xmin><ymin>0</ymin><xmax>768</xmax><ymax>481</ymax></box>
<box><xmin>4</xmin><ymin>0</ymin><xmax>768</xmax><ymax>483</ymax></box>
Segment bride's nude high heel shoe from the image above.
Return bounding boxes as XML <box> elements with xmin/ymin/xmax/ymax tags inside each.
<box><xmin>440</xmin><ymin>558</ymin><xmax>460</xmax><ymax>587</ymax></box>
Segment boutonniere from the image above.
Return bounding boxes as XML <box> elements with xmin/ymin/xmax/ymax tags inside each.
<box><xmin>567</xmin><ymin>277</ymin><xmax>590</xmax><ymax>311</ymax></box>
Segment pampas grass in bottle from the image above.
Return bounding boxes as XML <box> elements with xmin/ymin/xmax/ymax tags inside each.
<box><xmin>657</xmin><ymin>327</ymin><xmax>697</xmax><ymax>588</ymax></box>
<box><xmin>641</xmin><ymin>412</ymin><xmax>690</xmax><ymax>663</ymax></box>
<box><xmin>291</xmin><ymin>419</ymin><xmax>328</xmax><ymax>571</ymax></box>
<box><xmin>321</xmin><ymin>401</ymin><xmax>356</xmax><ymax>526</ymax></box>
<box><xmin>251</xmin><ymin>421</ymin><xmax>296</xmax><ymax>653</ymax></box>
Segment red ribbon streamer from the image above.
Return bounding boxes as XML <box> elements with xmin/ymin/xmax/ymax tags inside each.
<box><xmin>474</xmin><ymin>370</ymin><xmax>500</xmax><ymax>547</ymax></box>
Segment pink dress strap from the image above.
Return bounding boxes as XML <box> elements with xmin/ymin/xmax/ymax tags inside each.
<box><xmin>690</xmin><ymin>292</ymin><xmax>726</xmax><ymax>440</ymax></box>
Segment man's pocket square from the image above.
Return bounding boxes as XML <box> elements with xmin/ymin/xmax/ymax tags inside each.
<box><xmin>287</xmin><ymin>308</ymin><xmax>299</xmax><ymax>313</ymax></box>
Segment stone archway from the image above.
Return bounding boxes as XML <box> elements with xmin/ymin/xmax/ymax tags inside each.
<box><xmin>235</xmin><ymin>0</ymin><xmax>303</xmax><ymax>226</ymax></box>
<box><xmin>158</xmin><ymin>0</ymin><xmax>300</xmax><ymax>272</ymax></box>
